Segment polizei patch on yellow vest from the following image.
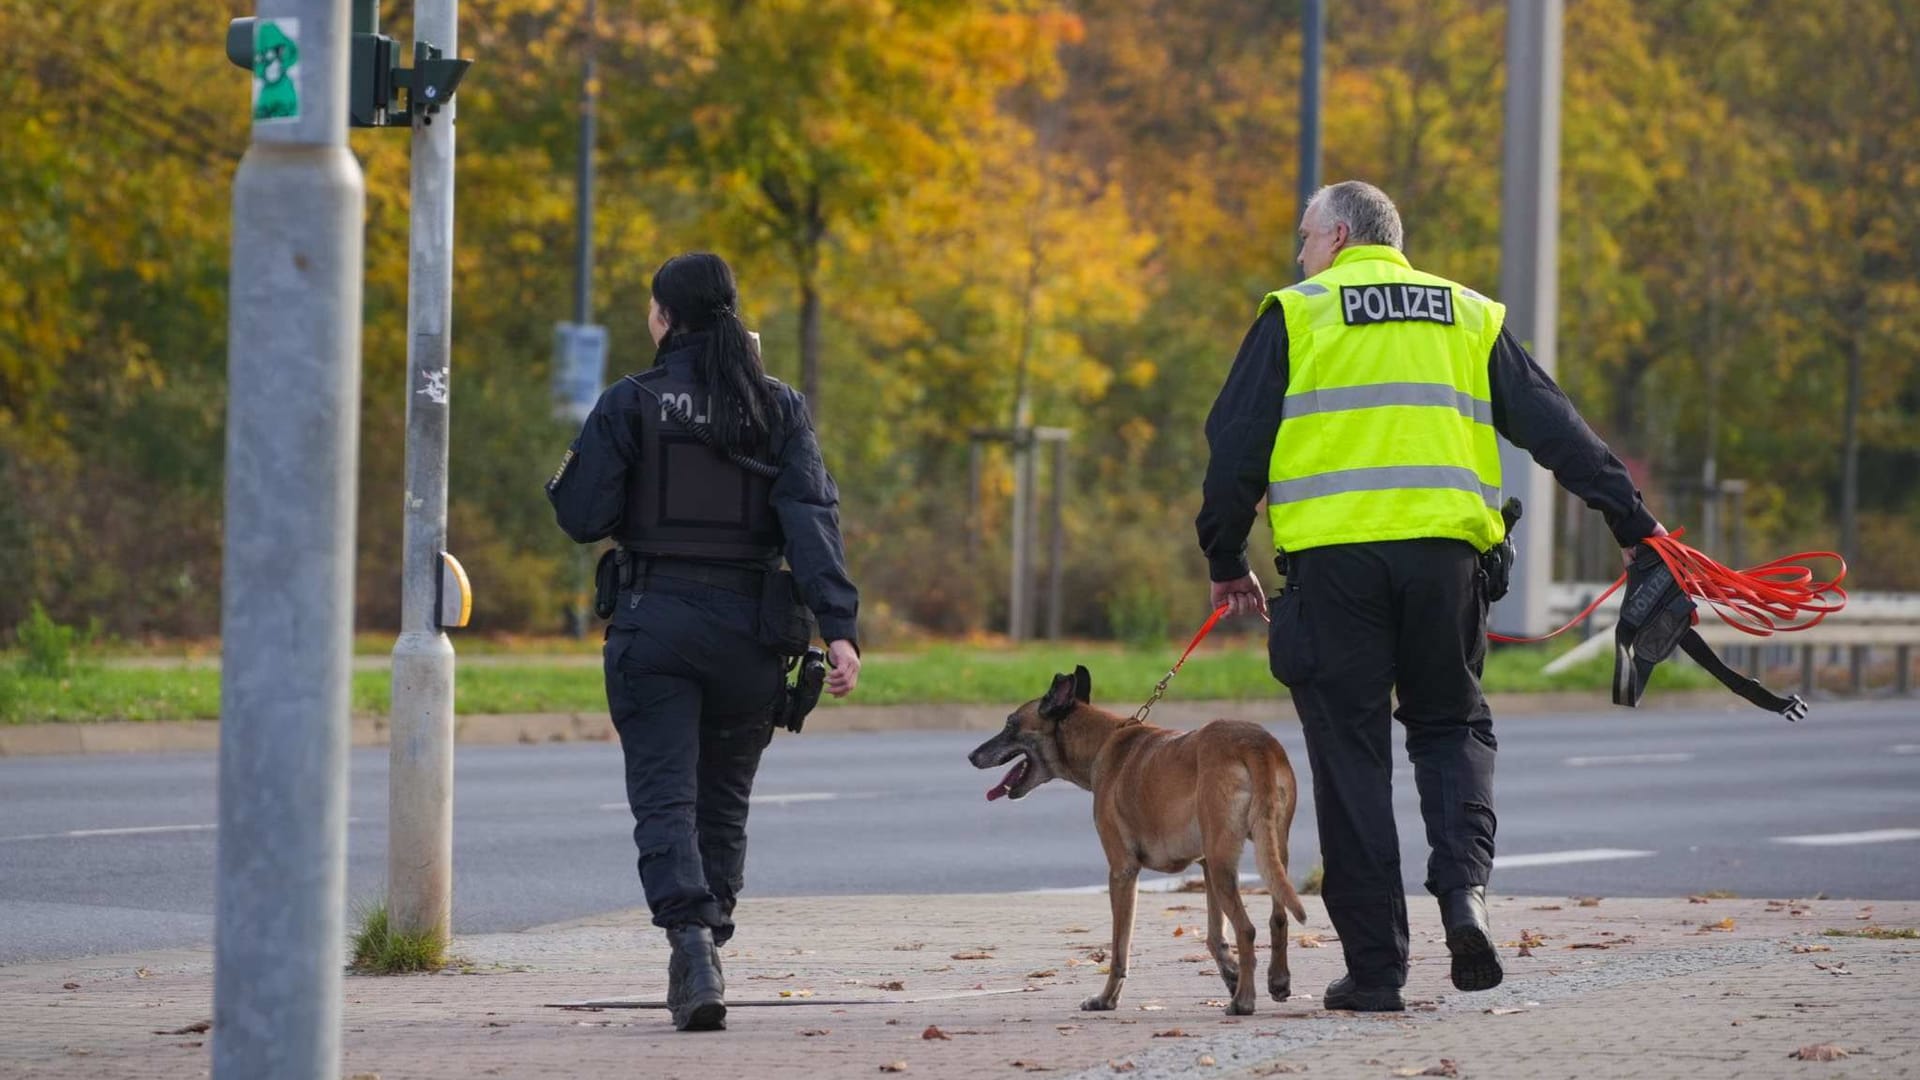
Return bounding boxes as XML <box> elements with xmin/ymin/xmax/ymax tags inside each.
<box><xmin>1339</xmin><ymin>283</ymin><xmax>1456</xmax><ymax>326</ymax></box>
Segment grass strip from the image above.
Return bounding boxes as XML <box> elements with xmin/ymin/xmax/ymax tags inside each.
<box><xmin>2</xmin><ymin>639</ymin><xmax>1714</xmax><ymax>724</ymax></box>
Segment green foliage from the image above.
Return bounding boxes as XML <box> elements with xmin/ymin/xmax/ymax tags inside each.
<box><xmin>1297</xmin><ymin>863</ymin><xmax>1325</xmax><ymax>896</ymax></box>
<box><xmin>15</xmin><ymin>602</ymin><xmax>89</xmax><ymax>678</ymax></box>
<box><xmin>1822</xmin><ymin>926</ymin><xmax>1918</xmax><ymax>940</ymax></box>
<box><xmin>2</xmin><ymin>0</ymin><xmax>1914</xmax><ymax>640</ymax></box>
<box><xmin>348</xmin><ymin>902</ymin><xmax>447</xmax><ymax>974</ymax></box>
<box><xmin>1107</xmin><ymin>586</ymin><xmax>1171</xmax><ymax>650</ymax></box>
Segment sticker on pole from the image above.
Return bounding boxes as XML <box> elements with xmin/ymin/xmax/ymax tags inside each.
<box><xmin>251</xmin><ymin>18</ymin><xmax>301</xmax><ymax>123</ymax></box>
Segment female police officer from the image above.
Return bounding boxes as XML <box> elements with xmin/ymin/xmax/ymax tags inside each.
<box><xmin>547</xmin><ymin>252</ymin><xmax>861</xmax><ymax>1032</ymax></box>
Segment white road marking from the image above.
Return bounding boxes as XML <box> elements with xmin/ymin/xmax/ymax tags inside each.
<box><xmin>1027</xmin><ymin>873</ymin><xmax>1261</xmax><ymax>896</ymax></box>
<box><xmin>0</xmin><ymin>820</ymin><xmax>364</xmax><ymax>844</ymax></box>
<box><xmin>1891</xmin><ymin>744</ymin><xmax>1920</xmax><ymax>755</ymax></box>
<box><xmin>1772</xmin><ymin>828</ymin><xmax>1920</xmax><ymax>847</ymax></box>
<box><xmin>1563</xmin><ymin>752</ymin><xmax>1694</xmax><ymax>768</ymax></box>
<box><xmin>597</xmin><ymin>791</ymin><xmax>883</xmax><ymax>812</ymax></box>
<box><xmin>1494</xmin><ymin>848</ymin><xmax>1656</xmax><ymax>869</ymax></box>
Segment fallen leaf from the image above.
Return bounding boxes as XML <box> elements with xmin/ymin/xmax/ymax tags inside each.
<box><xmin>1097</xmin><ymin>965</ymin><xmax>1112</xmax><ymax>975</ymax></box>
<box><xmin>1108</xmin><ymin>1061</ymin><xmax>1138</xmax><ymax>1073</ymax></box>
<box><xmin>1811</xmin><ymin>962</ymin><xmax>1852</xmax><ymax>975</ymax></box>
<box><xmin>1688</xmin><ymin>895</ymin><xmax>1711</xmax><ymax>904</ymax></box>
<box><xmin>1054</xmin><ymin>1024</ymin><xmax>1078</xmax><ymax>1034</ymax></box>
<box><xmin>154</xmin><ymin>1021</ymin><xmax>211</xmax><ymax>1035</ymax></box>
<box><xmin>482</xmin><ymin>1021</ymin><xmax>509</xmax><ymax>1028</ymax></box>
<box><xmin>1390</xmin><ymin>1070</ymin><xmax>1422</xmax><ymax>1078</ymax></box>
<box><xmin>1791</xmin><ymin>944</ymin><xmax>1833</xmax><ymax>954</ymax></box>
<box><xmin>1198</xmin><ymin>1055</ymin><xmax>1217</xmax><ymax>1066</ymax></box>
<box><xmin>135</xmin><ymin>968</ymin><xmax>153</xmax><ymax>979</ymax></box>
<box><xmin>880</xmin><ymin>1062</ymin><xmax>909</xmax><ymax>1073</ymax></box>
<box><xmin>1153</xmin><ymin>1028</ymin><xmax>1191</xmax><ymax>1038</ymax></box>
<box><xmin>874</xmin><ymin>980</ymin><xmax>907</xmax><ymax>992</ymax></box>
<box><xmin>61</xmin><ymin>982</ymin><xmax>80</xmax><ymax>990</ymax></box>
<box><xmin>921</xmin><ymin>1025</ymin><xmax>950</xmax><ymax>1041</ymax></box>
<box><xmin>887</xmin><ymin>1019</ymin><xmax>901</xmax><ymax>1026</ymax></box>
<box><xmin>893</xmin><ymin>943</ymin><xmax>926</xmax><ymax>952</ymax></box>
<box><xmin>1296</xmin><ymin>934</ymin><xmax>1325</xmax><ymax>949</ymax></box>
<box><xmin>1425</xmin><ymin>1063</ymin><xmax>1461</xmax><ymax>1078</ymax></box>
<box><xmin>1164</xmin><ymin>905</ymin><xmax>1196</xmax><ymax>913</ymax></box>
<box><xmin>925</xmin><ymin>965</ymin><xmax>955</xmax><ymax>973</ymax></box>
<box><xmin>799</xmin><ymin>1028</ymin><xmax>831</xmax><ymax>1037</ymax></box>
<box><xmin>1528</xmin><ymin>905</ymin><xmax>1562</xmax><ymax>911</ymax></box>
<box><xmin>1011</xmin><ymin>1061</ymin><xmax>1053</xmax><ymax>1072</ymax></box>
<box><xmin>1252</xmin><ymin>1065</ymin><xmax>1305</xmax><ymax>1076</ymax></box>
<box><xmin>1179</xmin><ymin>953</ymin><xmax>1211</xmax><ymax>963</ymax></box>
<box><xmin>1089</xmin><ymin>948</ymin><xmax>1110</xmax><ymax>963</ymax></box>
<box><xmin>750</xmin><ymin>972</ymin><xmax>799</xmax><ymax>980</ymax></box>
<box><xmin>1057</xmin><ymin>927</ymin><xmax>1090</xmax><ymax>934</ymax></box>
<box><xmin>1576</xmin><ymin>897</ymin><xmax>1602</xmax><ymax>907</ymax></box>
<box><xmin>1173</xmin><ymin>926</ymin><xmax>1186</xmax><ymax>937</ymax></box>
<box><xmin>778</xmin><ymin>989</ymin><xmax>814</xmax><ymax>998</ymax></box>
<box><xmin>1028</xmin><ymin>969</ymin><xmax>1058</xmax><ymax>979</ymax></box>
<box><xmin>1486</xmin><ymin>1007</ymin><xmax>1528</xmax><ymax>1016</ymax></box>
<box><xmin>1789</xmin><ymin>1044</ymin><xmax>1850</xmax><ymax>1061</ymax></box>
<box><xmin>1704</xmin><ymin>917</ymin><xmax>1736</xmax><ymax>932</ymax></box>
<box><xmin>953</xmin><ymin>951</ymin><xmax>995</xmax><ymax>961</ymax></box>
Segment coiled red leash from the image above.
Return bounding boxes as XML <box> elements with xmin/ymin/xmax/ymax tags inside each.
<box><xmin>1489</xmin><ymin>530</ymin><xmax>1848</xmax><ymax>645</ymax></box>
<box><xmin>1491</xmin><ymin>529</ymin><xmax>1846</xmax><ymax>719</ymax></box>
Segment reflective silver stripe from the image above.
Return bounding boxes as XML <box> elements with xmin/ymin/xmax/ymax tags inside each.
<box><xmin>1284</xmin><ymin>383</ymin><xmax>1492</xmax><ymax>425</ymax></box>
<box><xmin>1283</xmin><ymin>282</ymin><xmax>1329</xmax><ymax>296</ymax></box>
<box><xmin>1268</xmin><ymin>466</ymin><xmax>1500</xmax><ymax>507</ymax></box>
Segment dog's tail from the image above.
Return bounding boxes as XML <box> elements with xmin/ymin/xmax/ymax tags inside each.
<box><xmin>1249</xmin><ymin>756</ymin><xmax>1309</xmax><ymax>924</ymax></box>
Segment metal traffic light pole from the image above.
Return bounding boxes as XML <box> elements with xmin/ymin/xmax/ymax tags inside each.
<box><xmin>388</xmin><ymin>0</ymin><xmax>464</xmax><ymax>949</ymax></box>
<box><xmin>213</xmin><ymin>2</ymin><xmax>364</xmax><ymax>1076</ymax></box>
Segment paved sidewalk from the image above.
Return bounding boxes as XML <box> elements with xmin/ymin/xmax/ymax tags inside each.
<box><xmin>2</xmin><ymin>893</ymin><xmax>1914</xmax><ymax>1079</ymax></box>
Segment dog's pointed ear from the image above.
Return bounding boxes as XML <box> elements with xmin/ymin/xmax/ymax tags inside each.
<box><xmin>1073</xmin><ymin>664</ymin><xmax>1092</xmax><ymax>705</ymax></box>
<box><xmin>1040</xmin><ymin>671</ymin><xmax>1077</xmax><ymax>718</ymax></box>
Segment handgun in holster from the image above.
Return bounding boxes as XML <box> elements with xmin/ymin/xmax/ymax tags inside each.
<box><xmin>1478</xmin><ymin>497</ymin><xmax>1523</xmax><ymax>602</ymax></box>
<box><xmin>592</xmin><ymin>548</ymin><xmax>634</xmax><ymax>620</ymax></box>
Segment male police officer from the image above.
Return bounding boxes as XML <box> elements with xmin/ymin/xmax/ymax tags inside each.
<box><xmin>549</xmin><ymin>252</ymin><xmax>859</xmax><ymax>1031</ymax></box>
<box><xmin>1196</xmin><ymin>182</ymin><xmax>1663</xmax><ymax>1011</ymax></box>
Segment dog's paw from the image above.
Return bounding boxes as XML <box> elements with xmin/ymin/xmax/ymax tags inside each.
<box><xmin>1080</xmin><ymin>996</ymin><xmax>1119</xmax><ymax>1012</ymax></box>
<box><xmin>1226</xmin><ymin>996</ymin><xmax>1256</xmax><ymax>1016</ymax></box>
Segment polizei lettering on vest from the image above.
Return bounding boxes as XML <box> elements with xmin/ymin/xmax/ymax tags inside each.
<box><xmin>1339</xmin><ymin>283</ymin><xmax>1456</xmax><ymax>327</ymax></box>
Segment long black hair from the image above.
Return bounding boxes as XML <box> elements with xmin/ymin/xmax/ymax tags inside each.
<box><xmin>651</xmin><ymin>252</ymin><xmax>777</xmax><ymax>456</ymax></box>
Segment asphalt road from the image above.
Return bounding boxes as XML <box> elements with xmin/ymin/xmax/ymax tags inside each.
<box><xmin>2</xmin><ymin>701</ymin><xmax>1915</xmax><ymax>964</ymax></box>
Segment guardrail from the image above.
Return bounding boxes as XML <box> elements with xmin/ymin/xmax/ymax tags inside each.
<box><xmin>1529</xmin><ymin>584</ymin><xmax>1920</xmax><ymax>696</ymax></box>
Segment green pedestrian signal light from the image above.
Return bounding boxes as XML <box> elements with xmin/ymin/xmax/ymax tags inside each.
<box><xmin>225</xmin><ymin>17</ymin><xmax>471</xmax><ymax>128</ymax></box>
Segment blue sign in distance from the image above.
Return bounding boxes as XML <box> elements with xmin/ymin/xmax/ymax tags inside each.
<box><xmin>552</xmin><ymin>322</ymin><xmax>608</xmax><ymax>425</ymax></box>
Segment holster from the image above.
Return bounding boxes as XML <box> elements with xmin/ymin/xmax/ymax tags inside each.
<box><xmin>757</xmin><ymin>569</ymin><xmax>819</xmax><ymax>657</ymax></box>
<box><xmin>592</xmin><ymin>548</ymin><xmax>633</xmax><ymax>620</ymax></box>
<box><xmin>1478</xmin><ymin>498</ymin><xmax>1523</xmax><ymax>603</ymax></box>
<box><xmin>774</xmin><ymin>646</ymin><xmax>828</xmax><ymax>734</ymax></box>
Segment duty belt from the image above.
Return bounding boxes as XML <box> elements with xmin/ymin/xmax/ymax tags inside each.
<box><xmin>625</xmin><ymin>554</ymin><xmax>766</xmax><ymax>597</ymax></box>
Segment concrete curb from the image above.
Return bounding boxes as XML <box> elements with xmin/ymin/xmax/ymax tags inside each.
<box><xmin>0</xmin><ymin>690</ymin><xmax>1759</xmax><ymax>757</ymax></box>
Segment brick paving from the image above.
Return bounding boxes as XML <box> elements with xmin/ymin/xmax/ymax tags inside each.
<box><xmin>2</xmin><ymin>894</ymin><xmax>1915</xmax><ymax>1079</ymax></box>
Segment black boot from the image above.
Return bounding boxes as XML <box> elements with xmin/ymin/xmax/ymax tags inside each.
<box><xmin>666</xmin><ymin>924</ymin><xmax>727</xmax><ymax>1031</ymax></box>
<box><xmin>1439</xmin><ymin>886</ymin><xmax>1503</xmax><ymax>992</ymax></box>
<box><xmin>1322</xmin><ymin>974</ymin><xmax>1404</xmax><ymax>1012</ymax></box>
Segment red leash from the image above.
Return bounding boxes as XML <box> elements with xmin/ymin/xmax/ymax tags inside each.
<box><xmin>1488</xmin><ymin>530</ymin><xmax>1848</xmax><ymax>645</ymax></box>
<box><xmin>1129</xmin><ymin>605</ymin><xmax>1229</xmax><ymax>723</ymax></box>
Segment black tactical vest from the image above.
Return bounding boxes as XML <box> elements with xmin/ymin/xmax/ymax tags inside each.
<box><xmin>616</xmin><ymin>363</ymin><xmax>782</xmax><ymax>563</ymax></box>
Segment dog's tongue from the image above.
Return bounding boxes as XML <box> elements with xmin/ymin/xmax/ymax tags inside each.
<box><xmin>986</xmin><ymin>758</ymin><xmax>1028</xmax><ymax>802</ymax></box>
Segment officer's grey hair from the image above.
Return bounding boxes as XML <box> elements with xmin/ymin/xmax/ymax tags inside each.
<box><xmin>1307</xmin><ymin>181</ymin><xmax>1404</xmax><ymax>250</ymax></box>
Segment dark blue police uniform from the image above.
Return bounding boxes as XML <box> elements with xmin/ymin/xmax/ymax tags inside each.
<box><xmin>547</xmin><ymin>329</ymin><xmax>858</xmax><ymax>946</ymax></box>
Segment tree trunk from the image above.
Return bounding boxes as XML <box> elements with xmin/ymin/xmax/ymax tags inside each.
<box><xmin>799</xmin><ymin>262</ymin><xmax>821</xmax><ymax>417</ymax></box>
<box><xmin>1840</xmin><ymin>327</ymin><xmax>1863</xmax><ymax>566</ymax></box>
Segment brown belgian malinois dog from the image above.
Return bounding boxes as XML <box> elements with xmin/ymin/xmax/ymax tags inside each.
<box><xmin>970</xmin><ymin>665</ymin><xmax>1309</xmax><ymax>1015</ymax></box>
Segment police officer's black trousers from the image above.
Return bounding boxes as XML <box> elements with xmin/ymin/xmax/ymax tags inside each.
<box><xmin>603</xmin><ymin>576</ymin><xmax>785</xmax><ymax>946</ymax></box>
<box><xmin>1268</xmin><ymin>539</ymin><xmax>1497</xmax><ymax>989</ymax></box>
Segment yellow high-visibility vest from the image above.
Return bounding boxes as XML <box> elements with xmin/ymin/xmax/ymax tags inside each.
<box><xmin>1261</xmin><ymin>245</ymin><xmax>1507</xmax><ymax>554</ymax></box>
